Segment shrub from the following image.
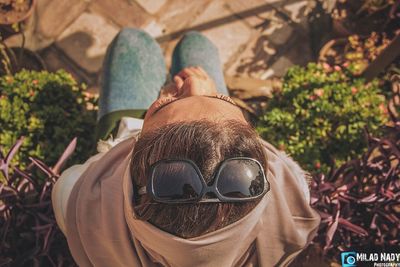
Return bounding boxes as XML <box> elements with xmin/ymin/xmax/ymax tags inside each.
<box><xmin>0</xmin><ymin>70</ymin><xmax>97</xmax><ymax>169</ymax></box>
<box><xmin>257</xmin><ymin>63</ymin><xmax>386</xmax><ymax>173</ymax></box>
<box><xmin>320</xmin><ymin>32</ymin><xmax>392</xmax><ymax>76</ymax></box>
<box><xmin>345</xmin><ymin>33</ymin><xmax>391</xmax><ymax>75</ymax></box>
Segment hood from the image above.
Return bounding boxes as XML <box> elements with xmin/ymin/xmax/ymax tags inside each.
<box><xmin>65</xmin><ymin>138</ymin><xmax>320</xmax><ymax>267</ymax></box>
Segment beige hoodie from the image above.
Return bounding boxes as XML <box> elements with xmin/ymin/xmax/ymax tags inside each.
<box><xmin>62</xmin><ymin>134</ymin><xmax>320</xmax><ymax>267</ymax></box>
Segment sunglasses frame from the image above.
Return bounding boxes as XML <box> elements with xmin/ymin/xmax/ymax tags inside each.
<box><xmin>142</xmin><ymin>157</ymin><xmax>270</xmax><ymax>204</ymax></box>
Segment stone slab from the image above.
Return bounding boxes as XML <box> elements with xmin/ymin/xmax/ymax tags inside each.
<box><xmin>225</xmin><ymin>35</ymin><xmax>271</xmax><ymax>79</ymax></box>
<box><xmin>39</xmin><ymin>45</ymin><xmax>95</xmax><ymax>87</ymax></box>
<box><xmin>143</xmin><ymin>20</ymin><xmax>166</xmax><ymax>38</ymax></box>
<box><xmin>225</xmin><ymin>0</ymin><xmax>313</xmax><ymax>79</ymax></box>
<box><xmin>89</xmin><ymin>0</ymin><xmax>153</xmax><ymax>28</ymax></box>
<box><xmin>37</xmin><ymin>0</ymin><xmax>90</xmax><ymax>39</ymax></box>
<box><xmin>224</xmin><ymin>0</ymin><xmax>284</xmax><ymax>29</ymax></box>
<box><xmin>268</xmin><ymin>32</ymin><xmax>312</xmax><ymax>77</ymax></box>
<box><xmin>34</xmin><ymin>0</ymin><xmax>314</xmax><ymax>91</ymax></box>
<box><xmin>283</xmin><ymin>0</ymin><xmax>310</xmax><ymax>23</ymax></box>
<box><xmin>135</xmin><ymin>0</ymin><xmax>167</xmax><ymax>15</ymax></box>
<box><xmin>227</xmin><ymin>24</ymin><xmax>311</xmax><ymax>79</ymax></box>
<box><xmin>225</xmin><ymin>15</ymin><xmax>290</xmax><ymax>78</ymax></box>
<box><xmin>56</xmin><ymin>11</ymin><xmax>120</xmax><ymax>73</ymax></box>
<box><xmin>186</xmin><ymin>0</ymin><xmax>254</xmax><ymax>68</ymax></box>
<box><xmin>156</xmin><ymin>0</ymin><xmax>213</xmax><ymax>36</ymax></box>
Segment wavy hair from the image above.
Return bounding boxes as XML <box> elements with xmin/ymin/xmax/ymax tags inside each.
<box><xmin>130</xmin><ymin>120</ymin><xmax>267</xmax><ymax>238</ymax></box>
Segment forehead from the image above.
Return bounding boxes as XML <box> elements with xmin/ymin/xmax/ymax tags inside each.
<box><xmin>158</xmin><ymin>96</ymin><xmax>240</xmax><ymax>114</ymax></box>
<box><xmin>142</xmin><ymin>96</ymin><xmax>245</xmax><ymax>133</ymax></box>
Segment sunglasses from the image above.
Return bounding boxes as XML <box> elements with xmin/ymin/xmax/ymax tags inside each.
<box><xmin>138</xmin><ymin>157</ymin><xmax>269</xmax><ymax>203</ymax></box>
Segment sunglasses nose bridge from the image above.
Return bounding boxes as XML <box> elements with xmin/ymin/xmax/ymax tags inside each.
<box><xmin>202</xmin><ymin>184</ymin><xmax>218</xmax><ymax>196</ymax></box>
<box><xmin>204</xmin><ymin>192</ymin><xmax>218</xmax><ymax>199</ymax></box>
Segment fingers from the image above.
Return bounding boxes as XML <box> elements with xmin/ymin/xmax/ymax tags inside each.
<box><xmin>176</xmin><ymin>67</ymin><xmax>196</xmax><ymax>79</ymax></box>
<box><xmin>191</xmin><ymin>67</ymin><xmax>207</xmax><ymax>79</ymax></box>
<box><xmin>173</xmin><ymin>75</ymin><xmax>184</xmax><ymax>89</ymax></box>
<box><xmin>174</xmin><ymin>67</ymin><xmax>205</xmax><ymax>96</ymax></box>
<box><xmin>172</xmin><ymin>66</ymin><xmax>217</xmax><ymax>96</ymax></box>
<box><xmin>159</xmin><ymin>82</ymin><xmax>179</xmax><ymax>98</ymax></box>
<box><xmin>175</xmin><ymin>66</ymin><xmax>208</xmax><ymax>80</ymax></box>
<box><xmin>195</xmin><ymin>67</ymin><xmax>209</xmax><ymax>79</ymax></box>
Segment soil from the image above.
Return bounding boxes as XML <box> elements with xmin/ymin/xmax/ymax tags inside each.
<box><xmin>0</xmin><ymin>0</ymin><xmax>32</xmax><ymax>25</ymax></box>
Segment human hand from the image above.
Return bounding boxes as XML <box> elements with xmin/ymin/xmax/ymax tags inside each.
<box><xmin>173</xmin><ymin>66</ymin><xmax>217</xmax><ymax>97</ymax></box>
<box><xmin>159</xmin><ymin>67</ymin><xmax>217</xmax><ymax>98</ymax></box>
<box><xmin>159</xmin><ymin>81</ymin><xmax>180</xmax><ymax>98</ymax></box>
<box><xmin>160</xmin><ymin>67</ymin><xmax>217</xmax><ymax>98</ymax></box>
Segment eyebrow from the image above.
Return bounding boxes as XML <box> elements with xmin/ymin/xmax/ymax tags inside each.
<box><xmin>153</xmin><ymin>95</ymin><xmax>239</xmax><ymax>115</ymax></box>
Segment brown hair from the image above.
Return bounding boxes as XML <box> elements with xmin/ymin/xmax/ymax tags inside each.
<box><xmin>130</xmin><ymin>120</ymin><xmax>267</xmax><ymax>238</ymax></box>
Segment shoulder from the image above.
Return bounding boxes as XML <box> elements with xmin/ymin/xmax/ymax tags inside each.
<box><xmin>52</xmin><ymin>153</ymin><xmax>105</xmax><ymax>235</ymax></box>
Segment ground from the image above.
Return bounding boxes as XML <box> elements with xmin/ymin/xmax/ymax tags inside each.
<box><xmin>5</xmin><ymin>0</ymin><xmax>317</xmax><ymax>97</ymax></box>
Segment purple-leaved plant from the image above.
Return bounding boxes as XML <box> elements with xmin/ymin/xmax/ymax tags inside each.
<box><xmin>0</xmin><ymin>137</ymin><xmax>78</xmax><ymax>267</ymax></box>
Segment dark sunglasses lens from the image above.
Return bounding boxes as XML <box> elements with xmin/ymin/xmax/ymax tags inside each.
<box><xmin>217</xmin><ymin>160</ymin><xmax>265</xmax><ymax>198</ymax></box>
<box><xmin>152</xmin><ymin>162</ymin><xmax>203</xmax><ymax>201</ymax></box>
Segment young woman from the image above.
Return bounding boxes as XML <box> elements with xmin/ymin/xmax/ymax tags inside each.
<box><xmin>52</xmin><ymin>29</ymin><xmax>320</xmax><ymax>267</ymax></box>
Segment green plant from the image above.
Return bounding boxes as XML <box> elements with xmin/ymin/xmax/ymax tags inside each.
<box><xmin>0</xmin><ymin>34</ymin><xmax>13</xmax><ymax>75</ymax></box>
<box><xmin>345</xmin><ymin>32</ymin><xmax>391</xmax><ymax>75</ymax></box>
<box><xmin>257</xmin><ymin>63</ymin><xmax>387</xmax><ymax>173</ymax></box>
<box><xmin>0</xmin><ymin>69</ymin><xmax>97</xmax><ymax>169</ymax></box>
<box><xmin>319</xmin><ymin>32</ymin><xmax>392</xmax><ymax>75</ymax></box>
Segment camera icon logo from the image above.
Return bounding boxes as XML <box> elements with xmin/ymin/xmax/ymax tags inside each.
<box><xmin>341</xmin><ymin>252</ymin><xmax>357</xmax><ymax>267</ymax></box>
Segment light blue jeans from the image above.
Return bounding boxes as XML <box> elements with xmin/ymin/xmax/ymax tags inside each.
<box><xmin>97</xmin><ymin>28</ymin><xmax>228</xmax><ymax>139</ymax></box>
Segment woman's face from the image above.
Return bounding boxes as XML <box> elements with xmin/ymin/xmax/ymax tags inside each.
<box><xmin>142</xmin><ymin>67</ymin><xmax>247</xmax><ymax>134</ymax></box>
